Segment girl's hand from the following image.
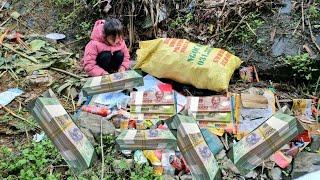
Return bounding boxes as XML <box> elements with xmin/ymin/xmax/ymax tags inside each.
<box><xmin>118</xmin><ymin>66</ymin><xmax>126</xmax><ymax>72</ymax></box>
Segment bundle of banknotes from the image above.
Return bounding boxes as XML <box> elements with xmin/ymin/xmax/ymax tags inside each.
<box><xmin>167</xmin><ymin>114</ymin><xmax>221</xmax><ymax>180</ymax></box>
<box><xmin>228</xmin><ymin>112</ymin><xmax>304</xmax><ymax>175</ymax></box>
<box><xmin>185</xmin><ymin>96</ymin><xmax>235</xmax><ymax>136</ymax></box>
<box><xmin>28</xmin><ymin>93</ymin><xmax>96</xmax><ymax>173</ymax></box>
<box><xmin>129</xmin><ymin>90</ymin><xmax>176</xmax><ymax>114</ymax></box>
<box><xmin>186</xmin><ymin>96</ymin><xmax>232</xmax><ymax>121</ymax></box>
<box><xmin>116</xmin><ymin>129</ymin><xmax>177</xmax><ymax>150</ymax></box>
<box><xmin>82</xmin><ymin>70</ymin><xmax>143</xmax><ymax>96</ymax></box>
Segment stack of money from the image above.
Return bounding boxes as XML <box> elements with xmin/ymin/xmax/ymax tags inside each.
<box><xmin>29</xmin><ymin>95</ymin><xmax>96</xmax><ymax>173</ymax></box>
<box><xmin>82</xmin><ymin>70</ymin><xmax>143</xmax><ymax>96</ymax></box>
<box><xmin>167</xmin><ymin>114</ymin><xmax>221</xmax><ymax>180</ymax></box>
<box><xmin>129</xmin><ymin>91</ymin><xmax>176</xmax><ymax>129</ymax></box>
<box><xmin>228</xmin><ymin>112</ymin><xmax>304</xmax><ymax>175</ymax></box>
<box><xmin>185</xmin><ymin>96</ymin><xmax>235</xmax><ymax>135</ymax></box>
<box><xmin>116</xmin><ymin>129</ymin><xmax>177</xmax><ymax>150</ymax></box>
<box><xmin>129</xmin><ymin>91</ymin><xmax>176</xmax><ymax>114</ymax></box>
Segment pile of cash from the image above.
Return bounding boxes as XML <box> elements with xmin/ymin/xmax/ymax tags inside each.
<box><xmin>228</xmin><ymin>112</ymin><xmax>304</xmax><ymax>175</ymax></box>
<box><xmin>129</xmin><ymin>91</ymin><xmax>176</xmax><ymax>129</ymax></box>
<box><xmin>82</xmin><ymin>70</ymin><xmax>143</xmax><ymax>96</ymax></box>
<box><xmin>116</xmin><ymin>129</ymin><xmax>177</xmax><ymax>150</ymax></box>
<box><xmin>167</xmin><ymin>114</ymin><xmax>221</xmax><ymax>180</ymax></box>
<box><xmin>29</xmin><ymin>93</ymin><xmax>96</xmax><ymax>173</ymax></box>
<box><xmin>185</xmin><ymin>96</ymin><xmax>235</xmax><ymax>135</ymax></box>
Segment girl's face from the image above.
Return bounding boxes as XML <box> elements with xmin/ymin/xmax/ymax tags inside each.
<box><xmin>105</xmin><ymin>35</ymin><xmax>121</xmax><ymax>45</ymax></box>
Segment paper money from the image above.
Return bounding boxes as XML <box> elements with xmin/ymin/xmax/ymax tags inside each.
<box><xmin>167</xmin><ymin>114</ymin><xmax>221</xmax><ymax>180</ymax></box>
<box><xmin>228</xmin><ymin>112</ymin><xmax>304</xmax><ymax>175</ymax></box>
<box><xmin>28</xmin><ymin>93</ymin><xmax>96</xmax><ymax>173</ymax></box>
<box><xmin>186</xmin><ymin>96</ymin><xmax>231</xmax><ymax>113</ymax></box>
<box><xmin>192</xmin><ymin>112</ymin><xmax>232</xmax><ymax>122</ymax></box>
<box><xmin>82</xmin><ymin>70</ymin><xmax>143</xmax><ymax>96</ymax></box>
<box><xmin>130</xmin><ymin>105</ymin><xmax>176</xmax><ymax>114</ymax></box>
<box><xmin>130</xmin><ymin>91</ymin><xmax>174</xmax><ymax>105</ymax></box>
<box><xmin>116</xmin><ymin>129</ymin><xmax>177</xmax><ymax>150</ymax></box>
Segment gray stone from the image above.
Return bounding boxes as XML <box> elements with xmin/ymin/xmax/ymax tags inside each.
<box><xmin>271</xmin><ymin>37</ymin><xmax>300</xmax><ymax>57</ymax></box>
<box><xmin>78</xmin><ymin>111</ymin><xmax>115</xmax><ymax>135</ymax></box>
<box><xmin>316</xmin><ymin>35</ymin><xmax>320</xmax><ymax>46</ymax></box>
<box><xmin>310</xmin><ymin>134</ymin><xmax>320</xmax><ymax>153</ymax></box>
<box><xmin>216</xmin><ymin>149</ymin><xmax>226</xmax><ymax>160</ymax></box>
<box><xmin>268</xmin><ymin>167</ymin><xmax>282</xmax><ymax>180</ymax></box>
<box><xmin>179</xmin><ymin>175</ymin><xmax>193</xmax><ymax>180</ymax></box>
<box><xmin>292</xmin><ymin>152</ymin><xmax>320</xmax><ymax>178</ymax></box>
<box><xmin>279</xmin><ymin>0</ymin><xmax>292</xmax><ymax>14</ymax></box>
<box><xmin>245</xmin><ymin>170</ymin><xmax>258</xmax><ymax>179</ymax></box>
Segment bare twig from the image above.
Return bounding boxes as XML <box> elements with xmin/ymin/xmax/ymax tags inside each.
<box><xmin>1</xmin><ymin>105</ymin><xmax>41</xmax><ymax>130</ymax></box>
<box><xmin>1</xmin><ymin>43</ymin><xmax>38</xmax><ymax>63</ymax></box>
<box><xmin>50</xmin><ymin>67</ymin><xmax>82</xmax><ymax>79</ymax></box>
<box><xmin>100</xmin><ymin>117</ymin><xmax>105</xmax><ymax>179</ymax></box>
<box><xmin>301</xmin><ymin>1</ymin><xmax>305</xmax><ymax>32</ymax></box>
<box><xmin>307</xmin><ymin>18</ymin><xmax>320</xmax><ymax>52</ymax></box>
<box><xmin>226</xmin><ymin>15</ymin><xmax>247</xmax><ymax>42</ymax></box>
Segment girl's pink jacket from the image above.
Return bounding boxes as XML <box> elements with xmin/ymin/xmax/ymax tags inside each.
<box><xmin>82</xmin><ymin>20</ymin><xmax>130</xmax><ymax>76</ymax></box>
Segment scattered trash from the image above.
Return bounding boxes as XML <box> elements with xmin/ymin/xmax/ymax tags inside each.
<box><xmin>26</xmin><ymin>70</ymin><xmax>53</xmax><ymax>84</ymax></box>
<box><xmin>0</xmin><ymin>88</ymin><xmax>24</xmax><ymax>107</ymax></box>
<box><xmin>133</xmin><ymin>150</ymin><xmax>148</xmax><ymax>164</ymax></box>
<box><xmin>94</xmin><ymin>91</ymin><xmax>130</xmax><ymax>108</ymax></box>
<box><xmin>45</xmin><ymin>33</ymin><xmax>66</xmax><ymax>41</ymax></box>
<box><xmin>33</xmin><ymin>131</ymin><xmax>46</xmax><ymax>142</ymax></box>
<box><xmin>200</xmin><ymin>128</ymin><xmax>224</xmax><ymax>155</ymax></box>
<box><xmin>292</xmin><ymin>99</ymin><xmax>316</xmax><ymax>123</ymax></box>
<box><xmin>81</xmin><ymin>105</ymin><xmax>111</xmax><ymax>117</ymax></box>
<box><xmin>268</xmin><ymin>167</ymin><xmax>282</xmax><ymax>180</ymax></box>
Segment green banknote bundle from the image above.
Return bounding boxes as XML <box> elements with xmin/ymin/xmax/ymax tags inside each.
<box><xmin>167</xmin><ymin>115</ymin><xmax>221</xmax><ymax>180</ymax></box>
<box><xmin>82</xmin><ymin>70</ymin><xmax>143</xmax><ymax>96</ymax></box>
<box><xmin>29</xmin><ymin>95</ymin><xmax>96</xmax><ymax>173</ymax></box>
<box><xmin>116</xmin><ymin>129</ymin><xmax>177</xmax><ymax>150</ymax></box>
<box><xmin>228</xmin><ymin>112</ymin><xmax>304</xmax><ymax>175</ymax></box>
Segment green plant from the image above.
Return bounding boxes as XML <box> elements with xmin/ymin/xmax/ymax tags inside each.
<box><xmin>284</xmin><ymin>53</ymin><xmax>319</xmax><ymax>81</ymax></box>
<box><xmin>234</xmin><ymin>13</ymin><xmax>265</xmax><ymax>43</ymax></box>
<box><xmin>0</xmin><ymin>139</ymin><xmax>64</xmax><ymax>179</ymax></box>
<box><xmin>169</xmin><ymin>12</ymin><xmax>194</xmax><ymax>29</ymax></box>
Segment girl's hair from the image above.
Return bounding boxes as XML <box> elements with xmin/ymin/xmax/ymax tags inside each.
<box><xmin>103</xmin><ymin>18</ymin><xmax>123</xmax><ymax>38</ymax></box>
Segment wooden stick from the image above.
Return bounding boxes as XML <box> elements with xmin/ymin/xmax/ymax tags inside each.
<box><xmin>301</xmin><ymin>2</ymin><xmax>305</xmax><ymax>32</ymax></box>
<box><xmin>253</xmin><ymin>65</ymin><xmax>260</xmax><ymax>82</ymax></box>
<box><xmin>1</xmin><ymin>105</ymin><xmax>41</xmax><ymax>130</ymax></box>
<box><xmin>226</xmin><ymin>15</ymin><xmax>247</xmax><ymax>42</ymax></box>
<box><xmin>307</xmin><ymin>18</ymin><xmax>320</xmax><ymax>52</ymax></box>
<box><xmin>50</xmin><ymin>67</ymin><xmax>82</xmax><ymax>79</ymax></box>
<box><xmin>1</xmin><ymin>43</ymin><xmax>38</xmax><ymax>63</ymax></box>
<box><xmin>100</xmin><ymin>117</ymin><xmax>105</xmax><ymax>179</ymax></box>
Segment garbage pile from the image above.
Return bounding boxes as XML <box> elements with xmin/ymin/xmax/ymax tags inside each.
<box><xmin>28</xmin><ymin>70</ymin><xmax>320</xmax><ymax>179</ymax></box>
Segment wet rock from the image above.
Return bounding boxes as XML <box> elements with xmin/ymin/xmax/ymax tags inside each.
<box><xmin>279</xmin><ymin>0</ymin><xmax>292</xmax><ymax>15</ymax></box>
<box><xmin>292</xmin><ymin>152</ymin><xmax>320</xmax><ymax>178</ymax></box>
<box><xmin>223</xmin><ymin>159</ymin><xmax>240</xmax><ymax>174</ymax></box>
<box><xmin>268</xmin><ymin>167</ymin><xmax>282</xmax><ymax>180</ymax></box>
<box><xmin>271</xmin><ymin>37</ymin><xmax>300</xmax><ymax>57</ymax></box>
<box><xmin>310</xmin><ymin>134</ymin><xmax>320</xmax><ymax>153</ymax></box>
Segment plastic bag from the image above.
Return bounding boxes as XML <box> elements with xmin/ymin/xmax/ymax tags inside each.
<box><xmin>134</xmin><ymin>38</ymin><xmax>242</xmax><ymax>92</ymax></box>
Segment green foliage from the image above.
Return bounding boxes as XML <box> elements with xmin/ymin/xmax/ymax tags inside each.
<box><xmin>0</xmin><ymin>139</ymin><xmax>64</xmax><ymax>179</ymax></box>
<box><xmin>234</xmin><ymin>13</ymin><xmax>265</xmax><ymax>43</ymax></box>
<box><xmin>53</xmin><ymin>0</ymin><xmax>74</xmax><ymax>7</ymax></box>
<box><xmin>308</xmin><ymin>4</ymin><xmax>320</xmax><ymax>20</ymax></box>
<box><xmin>284</xmin><ymin>53</ymin><xmax>319</xmax><ymax>81</ymax></box>
<box><xmin>169</xmin><ymin>12</ymin><xmax>194</xmax><ymax>29</ymax></box>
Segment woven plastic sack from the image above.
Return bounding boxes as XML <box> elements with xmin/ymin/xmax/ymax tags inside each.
<box><xmin>134</xmin><ymin>38</ymin><xmax>242</xmax><ymax>92</ymax></box>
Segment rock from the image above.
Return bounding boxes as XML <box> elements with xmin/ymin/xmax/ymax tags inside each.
<box><xmin>316</xmin><ymin>35</ymin><xmax>320</xmax><ymax>46</ymax></box>
<box><xmin>223</xmin><ymin>159</ymin><xmax>240</xmax><ymax>174</ymax></box>
<box><xmin>310</xmin><ymin>134</ymin><xmax>320</xmax><ymax>152</ymax></box>
<box><xmin>78</xmin><ymin>111</ymin><xmax>115</xmax><ymax>135</ymax></box>
<box><xmin>245</xmin><ymin>170</ymin><xmax>258</xmax><ymax>179</ymax></box>
<box><xmin>292</xmin><ymin>152</ymin><xmax>320</xmax><ymax>178</ymax></box>
<box><xmin>268</xmin><ymin>167</ymin><xmax>282</xmax><ymax>180</ymax></box>
<box><xmin>1</xmin><ymin>1</ymin><xmax>10</xmax><ymax>9</ymax></box>
<box><xmin>179</xmin><ymin>174</ymin><xmax>193</xmax><ymax>180</ymax></box>
<box><xmin>271</xmin><ymin>37</ymin><xmax>300</xmax><ymax>57</ymax></box>
<box><xmin>79</xmin><ymin>127</ymin><xmax>96</xmax><ymax>144</ymax></box>
<box><xmin>279</xmin><ymin>0</ymin><xmax>292</xmax><ymax>14</ymax></box>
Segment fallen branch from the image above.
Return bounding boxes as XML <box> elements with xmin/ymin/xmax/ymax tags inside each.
<box><xmin>307</xmin><ymin>18</ymin><xmax>320</xmax><ymax>52</ymax></box>
<box><xmin>50</xmin><ymin>67</ymin><xmax>82</xmax><ymax>79</ymax></box>
<box><xmin>226</xmin><ymin>15</ymin><xmax>247</xmax><ymax>42</ymax></box>
<box><xmin>1</xmin><ymin>43</ymin><xmax>38</xmax><ymax>63</ymax></box>
<box><xmin>100</xmin><ymin>118</ymin><xmax>105</xmax><ymax>179</ymax></box>
<box><xmin>1</xmin><ymin>105</ymin><xmax>41</xmax><ymax>130</ymax></box>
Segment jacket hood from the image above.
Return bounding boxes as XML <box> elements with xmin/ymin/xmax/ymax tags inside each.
<box><xmin>90</xmin><ymin>20</ymin><xmax>106</xmax><ymax>43</ymax></box>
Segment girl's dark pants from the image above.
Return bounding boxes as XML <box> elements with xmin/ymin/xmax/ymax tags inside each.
<box><xmin>96</xmin><ymin>51</ymin><xmax>124</xmax><ymax>73</ymax></box>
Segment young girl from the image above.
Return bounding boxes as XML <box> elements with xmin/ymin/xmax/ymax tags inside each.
<box><xmin>82</xmin><ymin>18</ymin><xmax>130</xmax><ymax>76</ymax></box>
